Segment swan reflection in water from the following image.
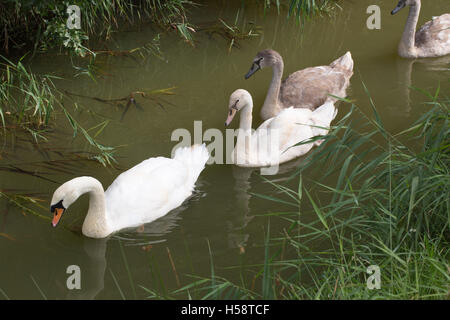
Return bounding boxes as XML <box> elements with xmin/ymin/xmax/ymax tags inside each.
<box><xmin>396</xmin><ymin>54</ymin><xmax>450</xmax><ymax>113</ymax></box>
<box><xmin>63</xmin><ymin>189</ymin><xmax>203</xmax><ymax>300</ymax></box>
<box><xmin>228</xmin><ymin>156</ymin><xmax>310</xmax><ymax>253</ymax></box>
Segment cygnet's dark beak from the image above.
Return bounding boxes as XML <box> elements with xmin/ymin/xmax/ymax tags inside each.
<box><xmin>391</xmin><ymin>1</ymin><xmax>406</xmax><ymax>15</ymax></box>
<box><xmin>245</xmin><ymin>62</ymin><xmax>260</xmax><ymax>79</ymax></box>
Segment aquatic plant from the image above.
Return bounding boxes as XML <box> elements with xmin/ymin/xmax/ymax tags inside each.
<box><xmin>0</xmin><ymin>55</ymin><xmax>118</xmax><ymax>166</ymax></box>
<box><xmin>1</xmin><ymin>0</ymin><xmax>338</xmax><ymax>57</ymax></box>
<box><xmin>0</xmin><ymin>0</ymin><xmax>194</xmax><ymax>56</ymax></box>
<box><xmin>0</xmin><ymin>55</ymin><xmax>58</xmax><ymax>134</ymax></box>
<box><xmin>262</xmin><ymin>0</ymin><xmax>339</xmax><ymax>20</ymax></box>
<box><xmin>197</xmin><ymin>10</ymin><xmax>262</xmax><ymax>52</ymax></box>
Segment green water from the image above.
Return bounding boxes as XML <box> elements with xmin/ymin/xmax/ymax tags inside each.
<box><xmin>0</xmin><ymin>0</ymin><xmax>449</xmax><ymax>299</ymax></box>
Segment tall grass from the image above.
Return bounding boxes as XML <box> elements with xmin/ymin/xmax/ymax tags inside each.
<box><xmin>262</xmin><ymin>0</ymin><xmax>339</xmax><ymax>20</ymax></box>
<box><xmin>1</xmin><ymin>0</ymin><xmax>339</xmax><ymax>56</ymax></box>
<box><xmin>0</xmin><ymin>55</ymin><xmax>117</xmax><ymax>166</ymax></box>
<box><xmin>143</xmin><ymin>87</ymin><xmax>449</xmax><ymax>299</ymax></box>
<box><xmin>0</xmin><ymin>55</ymin><xmax>57</xmax><ymax>129</ymax></box>
<box><xmin>0</xmin><ymin>0</ymin><xmax>194</xmax><ymax>56</ymax></box>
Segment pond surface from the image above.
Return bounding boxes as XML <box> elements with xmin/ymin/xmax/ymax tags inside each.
<box><xmin>0</xmin><ymin>0</ymin><xmax>449</xmax><ymax>299</ymax></box>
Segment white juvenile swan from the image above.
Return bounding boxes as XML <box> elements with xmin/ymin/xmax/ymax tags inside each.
<box><xmin>50</xmin><ymin>144</ymin><xmax>209</xmax><ymax>238</ymax></box>
<box><xmin>391</xmin><ymin>0</ymin><xmax>450</xmax><ymax>58</ymax></box>
<box><xmin>244</xmin><ymin>49</ymin><xmax>353</xmax><ymax>120</ymax></box>
<box><xmin>225</xmin><ymin>89</ymin><xmax>336</xmax><ymax>167</ymax></box>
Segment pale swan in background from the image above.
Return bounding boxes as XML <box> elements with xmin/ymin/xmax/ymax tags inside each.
<box><xmin>244</xmin><ymin>49</ymin><xmax>353</xmax><ymax>120</ymax></box>
<box><xmin>50</xmin><ymin>144</ymin><xmax>209</xmax><ymax>238</ymax></box>
<box><xmin>391</xmin><ymin>0</ymin><xmax>450</xmax><ymax>58</ymax></box>
<box><xmin>225</xmin><ymin>89</ymin><xmax>336</xmax><ymax>167</ymax></box>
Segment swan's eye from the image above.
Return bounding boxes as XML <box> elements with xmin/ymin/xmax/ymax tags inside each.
<box><xmin>231</xmin><ymin>100</ymin><xmax>239</xmax><ymax>111</ymax></box>
<box><xmin>256</xmin><ymin>58</ymin><xmax>263</xmax><ymax>67</ymax></box>
<box><xmin>229</xmin><ymin>109</ymin><xmax>232</xmax><ymax>115</ymax></box>
<box><xmin>50</xmin><ymin>199</ymin><xmax>65</xmax><ymax>213</ymax></box>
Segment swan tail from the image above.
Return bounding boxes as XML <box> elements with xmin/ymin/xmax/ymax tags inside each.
<box><xmin>173</xmin><ymin>144</ymin><xmax>209</xmax><ymax>184</ymax></box>
<box><xmin>311</xmin><ymin>101</ymin><xmax>336</xmax><ymax>146</ymax></box>
<box><xmin>312</xmin><ymin>101</ymin><xmax>336</xmax><ymax>121</ymax></box>
<box><xmin>330</xmin><ymin>51</ymin><xmax>354</xmax><ymax>76</ymax></box>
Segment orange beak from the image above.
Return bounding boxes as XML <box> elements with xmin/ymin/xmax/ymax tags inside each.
<box><xmin>52</xmin><ymin>208</ymin><xmax>65</xmax><ymax>227</ymax></box>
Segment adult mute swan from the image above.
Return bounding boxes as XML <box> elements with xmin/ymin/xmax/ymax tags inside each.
<box><xmin>244</xmin><ymin>49</ymin><xmax>353</xmax><ymax>120</ymax></box>
<box><xmin>391</xmin><ymin>0</ymin><xmax>450</xmax><ymax>58</ymax></box>
<box><xmin>50</xmin><ymin>144</ymin><xmax>209</xmax><ymax>238</ymax></box>
<box><xmin>225</xmin><ymin>89</ymin><xmax>336</xmax><ymax>167</ymax></box>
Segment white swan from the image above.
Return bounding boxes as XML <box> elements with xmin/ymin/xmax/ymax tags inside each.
<box><xmin>244</xmin><ymin>49</ymin><xmax>353</xmax><ymax>120</ymax></box>
<box><xmin>225</xmin><ymin>89</ymin><xmax>336</xmax><ymax>167</ymax></box>
<box><xmin>50</xmin><ymin>144</ymin><xmax>209</xmax><ymax>238</ymax></box>
<box><xmin>391</xmin><ymin>0</ymin><xmax>450</xmax><ymax>58</ymax></box>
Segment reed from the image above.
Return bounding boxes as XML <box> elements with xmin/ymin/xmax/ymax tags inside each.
<box><xmin>1</xmin><ymin>1</ymin><xmax>337</xmax><ymax>57</ymax></box>
<box><xmin>0</xmin><ymin>55</ymin><xmax>57</xmax><ymax>128</ymax></box>
<box><xmin>261</xmin><ymin>0</ymin><xmax>339</xmax><ymax>21</ymax></box>
<box><xmin>0</xmin><ymin>0</ymin><xmax>194</xmax><ymax>56</ymax></box>
<box><xmin>0</xmin><ymin>55</ymin><xmax>117</xmax><ymax>166</ymax></box>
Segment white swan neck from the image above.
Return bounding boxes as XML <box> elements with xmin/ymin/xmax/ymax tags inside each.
<box><xmin>238</xmin><ymin>101</ymin><xmax>253</xmax><ymax>132</ymax></box>
<box><xmin>400</xmin><ymin>2</ymin><xmax>421</xmax><ymax>57</ymax></box>
<box><xmin>78</xmin><ymin>177</ymin><xmax>111</xmax><ymax>238</ymax></box>
<box><xmin>261</xmin><ymin>60</ymin><xmax>283</xmax><ymax>119</ymax></box>
<box><xmin>235</xmin><ymin>100</ymin><xmax>254</xmax><ymax>161</ymax></box>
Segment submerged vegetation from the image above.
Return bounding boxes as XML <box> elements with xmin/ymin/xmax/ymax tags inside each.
<box><xmin>197</xmin><ymin>15</ymin><xmax>262</xmax><ymax>52</ymax></box>
<box><xmin>140</xmin><ymin>88</ymin><xmax>449</xmax><ymax>299</ymax></box>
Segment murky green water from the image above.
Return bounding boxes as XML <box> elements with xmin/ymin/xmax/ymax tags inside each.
<box><xmin>0</xmin><ymin>0</ymin><xmax>449</xmax><ymax>299</ymax></box>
